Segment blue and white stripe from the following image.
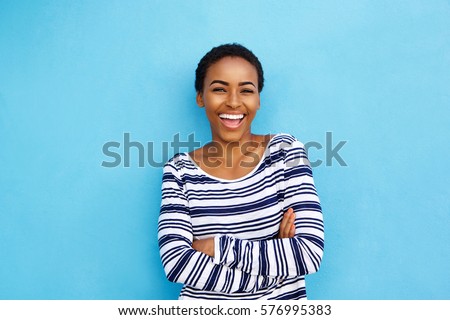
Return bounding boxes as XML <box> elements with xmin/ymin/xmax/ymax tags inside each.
<box><xmin>158</xmin><ymin>133</ymin><xmax>324</xmax><ymax>300</ymax></box>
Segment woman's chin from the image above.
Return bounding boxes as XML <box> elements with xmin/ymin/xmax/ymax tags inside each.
<box><xmin>214</xmin><ymin>130</ymin><xmax>252</xmax><ymax>144</ymax></box>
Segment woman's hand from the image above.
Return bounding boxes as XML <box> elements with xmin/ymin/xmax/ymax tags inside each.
<box><xmin>278</xmin><ymin>208</ymin><xmax>296</xmax><ymax>238</ymax></box>
<box><xmin>192</xmin><ymin>238</ymin><xmax>215</xmax><ymax>257</ymax></box>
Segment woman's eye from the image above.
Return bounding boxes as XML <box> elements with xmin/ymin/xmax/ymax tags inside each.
<box><xmin>241</xmin><ymin>89</ymin><xmax>254</xmax><ymax>94</ymax></box>
<box><xmin>212</xmin><ymin>88</ymin><xmax>226</xmax><ymax>92</ymax></box>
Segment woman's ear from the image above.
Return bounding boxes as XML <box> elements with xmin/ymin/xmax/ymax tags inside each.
<box><xmin>196</xmin><ymin>92</ymin><xmax>204</xmax><ymax>107</ymax></box>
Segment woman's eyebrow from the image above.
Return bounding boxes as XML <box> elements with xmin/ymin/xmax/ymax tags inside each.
<box><xmin>209</xmin><ymin>80</ymin><xmax>256</xmax><ymax>87</ymax></box>
<box><xmin>238</xmin><ymin>81</ymin><xmax>256</xmax><ymax>88</ymax></box>
<box><xmin>210</xmin><ymin>80</ymin><xmax>228</xmax><ymax>86</ymax></box>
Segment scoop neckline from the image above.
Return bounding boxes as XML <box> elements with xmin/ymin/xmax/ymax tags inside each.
<box><xmin>183</xmin><ymin>133</ymin><xmax>280</xmax><ymax>183</ymax></box>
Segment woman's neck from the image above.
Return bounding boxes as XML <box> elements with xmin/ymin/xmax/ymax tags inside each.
<box><xmin>189</xmin><ymin>133</ymin><xmax>273</xmax><ymax>180</ymax></box>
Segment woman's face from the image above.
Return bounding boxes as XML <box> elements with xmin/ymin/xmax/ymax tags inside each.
<box><xmin>197</xmin><ymin>56</ymin><xmax>260</xmax><ymax>144</ymax></box>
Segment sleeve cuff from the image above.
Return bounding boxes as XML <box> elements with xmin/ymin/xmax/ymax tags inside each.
<box><xmin>213</xmin><ymin>235</ymin><xmax>221</xmax><ymax>264</ymax></box>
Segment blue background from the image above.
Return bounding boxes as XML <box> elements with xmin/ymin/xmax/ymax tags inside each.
<box><xmin>1</xmin><ymin>0</ymin><xmax>449</xmax><ymax>299</ymax></box>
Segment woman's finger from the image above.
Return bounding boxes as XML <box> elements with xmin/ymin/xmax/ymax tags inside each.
<box><xmin>279</xmin><ymin>208</ymin><xmax>295</xmax><ymax>238</ymax></box>
<box><xmin>278</xmin><ymin>212</ymin><xmax>289</xmax><ymax>237</ymax></box>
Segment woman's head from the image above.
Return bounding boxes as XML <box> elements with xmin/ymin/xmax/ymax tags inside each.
<box><xmin>194</xmin><ymin>45</ymin><xmax>262</xmax><ymax>144</ymax></box>
<box><xmin>195</xmin><ymin>43</ymin><xmax>264</xmax><ymax>94</ymax></box>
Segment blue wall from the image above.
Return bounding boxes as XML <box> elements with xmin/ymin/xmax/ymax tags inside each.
<box><xmin>1</xmin><ymin>0</ymin><xmax>449</xmax><ymax>299</ymax></box>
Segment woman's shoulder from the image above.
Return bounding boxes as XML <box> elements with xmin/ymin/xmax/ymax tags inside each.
<box><xmin>244</xmin><ymin>133</ymin><xmax>300</xmax><ymax>149</ymax></box>
<box><xmin>269</xmin><ymin>133</ymin><xmax>304</xmax><ymax>149</ymax></box>
<box><xmin>268</xmin><ymin>133</ymin><xmax>309</xmax><ymax>168</ymax></box>
<box><xmin>163</xmin><ymin>152</ymin><xmax>194</xmax><ymax>173</ymax></box>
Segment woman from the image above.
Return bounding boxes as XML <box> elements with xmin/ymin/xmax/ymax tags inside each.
<box><xmin>158</xmin><ymin>43</ymin><xmax>324</xmax><ymax>299</ymax></box>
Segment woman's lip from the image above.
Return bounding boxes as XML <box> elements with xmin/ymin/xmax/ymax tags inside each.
<box><xmin>219</xmin><ymin>115</ymin><xmax>245</xmax><ymax>129</ymax></box>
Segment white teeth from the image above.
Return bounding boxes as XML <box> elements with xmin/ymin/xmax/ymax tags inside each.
<box><xmin>219</xmin><ymin>114</ymin><xmax>244</xmax><ymax>120</ymax></box>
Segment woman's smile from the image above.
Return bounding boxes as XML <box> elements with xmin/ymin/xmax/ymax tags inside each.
<box><xmin>218</xmin><ymin>113</ymin><xmax>246</xmax><ymax>129</ymax></box>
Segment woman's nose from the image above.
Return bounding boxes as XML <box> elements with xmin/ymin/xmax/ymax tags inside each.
<box><xmin>226</xmin><ymin>91</ymin><xmax>241</xmax><ymax>108</ymax></box>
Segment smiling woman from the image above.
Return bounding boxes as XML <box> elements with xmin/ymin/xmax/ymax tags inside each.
<box><xmin>157</xmin><ymin>44</ymin><xmax>324</xmax><ymax>300</ymax></box>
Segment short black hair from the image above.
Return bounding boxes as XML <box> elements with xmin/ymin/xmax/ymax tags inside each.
<box><xmin>195</xmin><ymin>43</ymin><xmax>264</xmax><ymax>93</ymax></box>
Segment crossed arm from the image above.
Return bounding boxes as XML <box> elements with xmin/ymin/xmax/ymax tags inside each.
<box><xmin>193</xmin><ymin>208</ymin><xmax>296</xmax><ymax>256</ymax></box>
<box><xmin>158</xmin><ymin>199</ymin><xmax>317</xmax><ymax>293</ymax></box>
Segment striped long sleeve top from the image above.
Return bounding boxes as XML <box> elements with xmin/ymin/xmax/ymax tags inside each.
<box><xmin>158</xmin><ymin>134</ymin><xmax>324</xmax><ymax>299</ymax></box>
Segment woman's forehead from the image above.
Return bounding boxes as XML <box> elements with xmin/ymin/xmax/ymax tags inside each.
<box><xmin>205</xmin><ymin>56</ymin><xmax>258</xmax><ymax>81</ymax></box>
